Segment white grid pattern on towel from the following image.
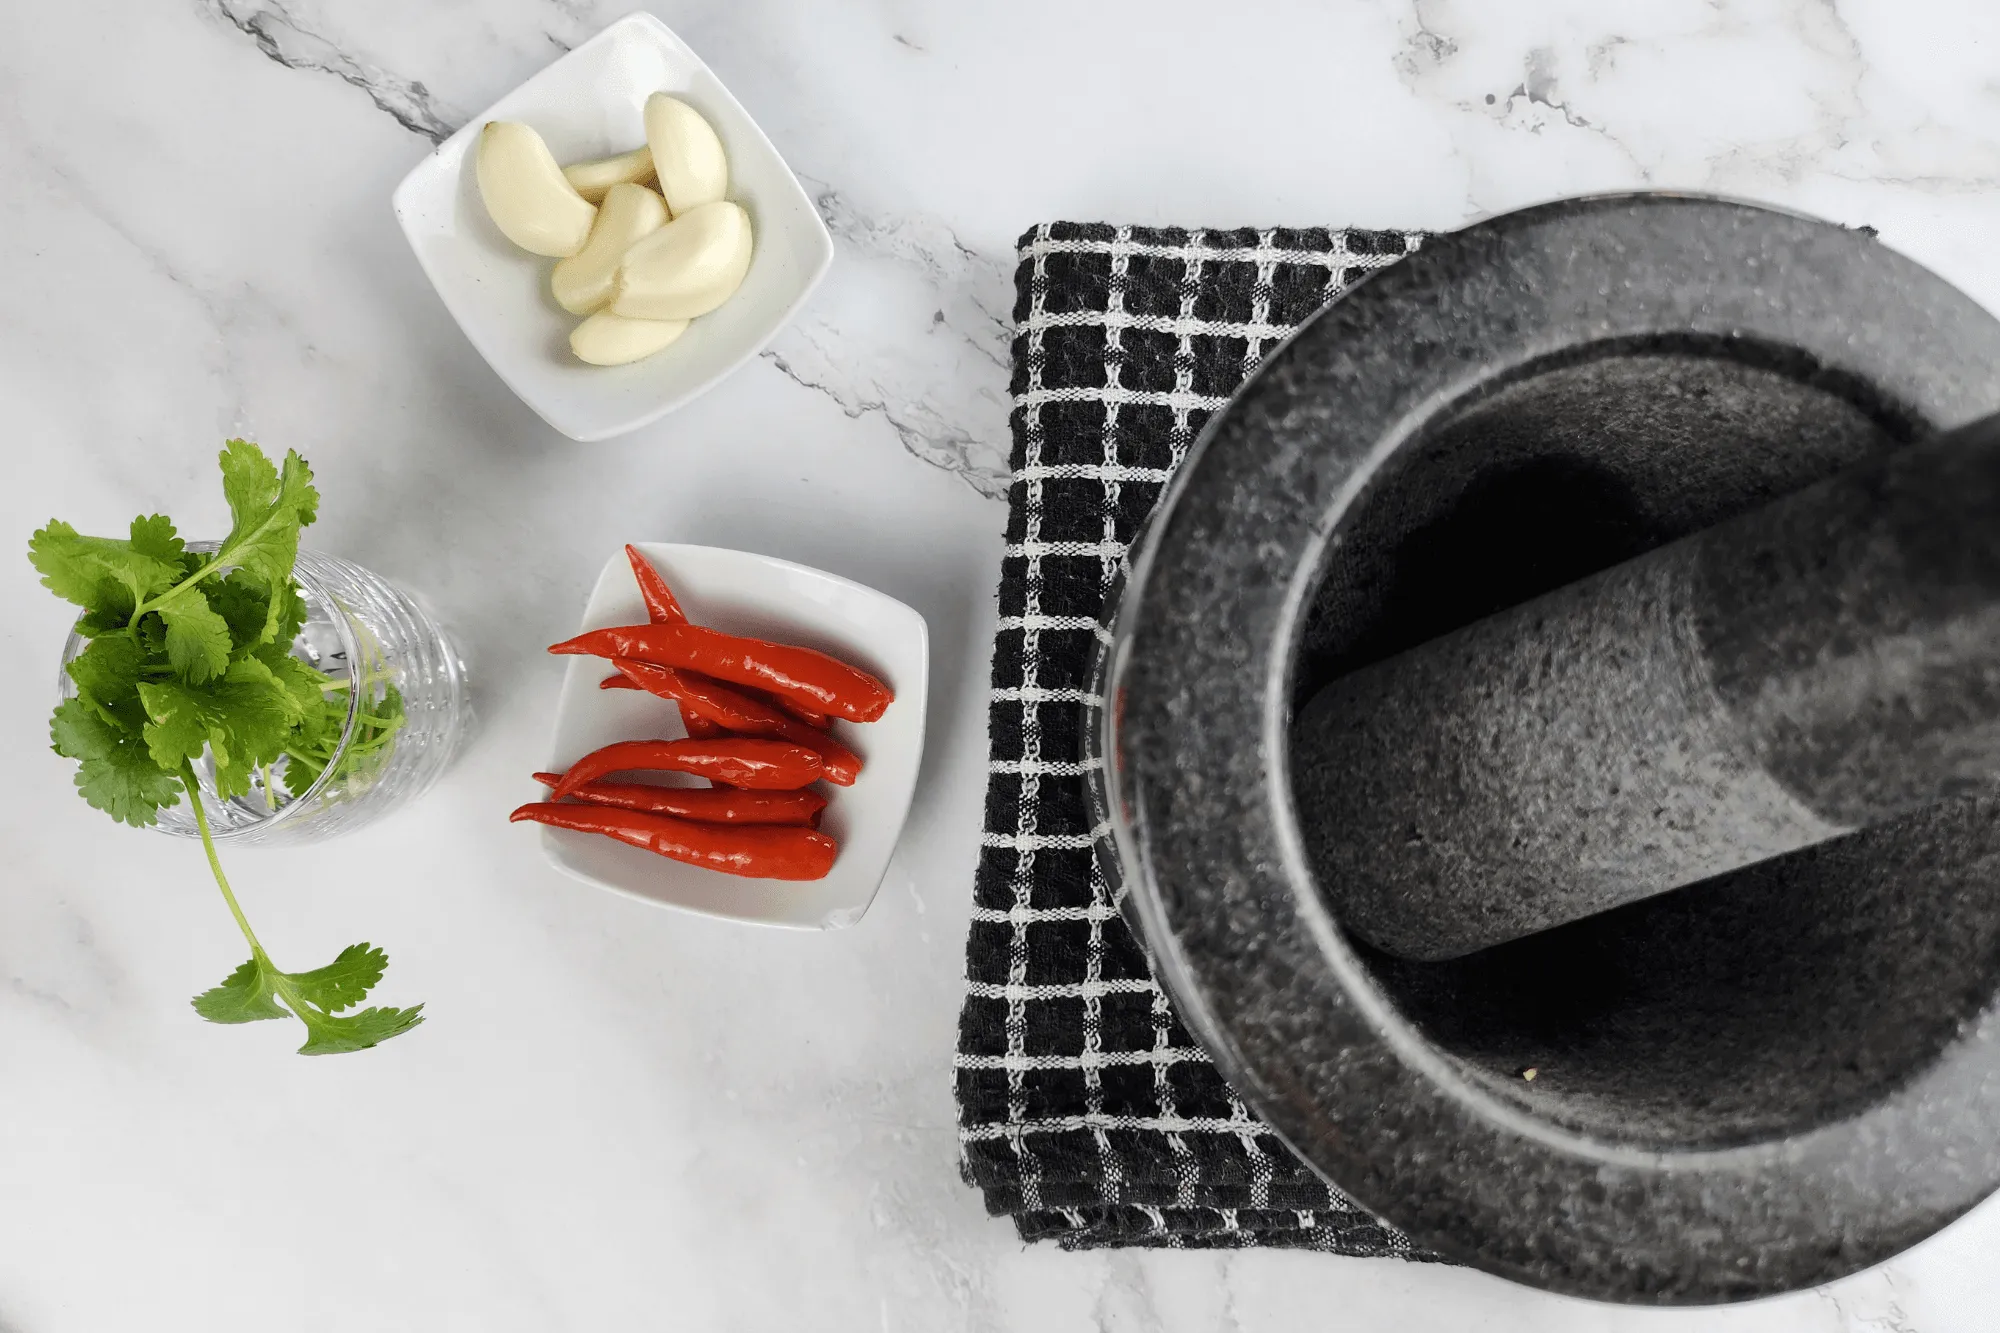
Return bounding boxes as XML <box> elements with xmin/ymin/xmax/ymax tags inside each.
<box><xmin>957</xmin><ymin>223</ymin><xmax>1425</xmax><ymax>1255</ymax></box>
<box><xmin>1000</xmin><ymin>230</ymin><xmax>1054</xmax><ymax>1215</ymax></box>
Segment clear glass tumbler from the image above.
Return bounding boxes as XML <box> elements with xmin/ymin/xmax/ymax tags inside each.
<box><xmin>58</xmin><ymin>545</ymin><xmax>470</xmax><ymax>845</ymax></box>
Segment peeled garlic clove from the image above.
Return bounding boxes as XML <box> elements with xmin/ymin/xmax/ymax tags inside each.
<box><xmin>609</xmin><ymin>201</ymin><xmax>753</xmax><ymax>321</ymax></box>
<box><xmin>644</xmin><ymin>93</ymin><xmax>727</xmax><ymax>214</ymax></box>
<box><xmin>570</xmin><ymin>311</ymin><xmax>690</xmax><ymax>365</ymax></box>
<box><xmin>551</xmin><ymin>183</ymin><xmax>669</xmax><ymax>315</ymax></box>
<box><xmin>562</xmin><ymin>147</ymin><xmax>657</xmax><ymax>205</ymax></box>
<box><xmin>476</xmin><ymin>121</ymin><xmax>597</xmax><ymax>257</ymax></box>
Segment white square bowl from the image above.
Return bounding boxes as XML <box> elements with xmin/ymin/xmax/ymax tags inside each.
<box><xmin>535</xmin><ymin>544</ymin><xmax>929</xmax><ymax>929</ymax></box>
<box><xmin>392</xmin><ymin>13</ymin><xmax>833</xmax><ymax>441</ymax></box>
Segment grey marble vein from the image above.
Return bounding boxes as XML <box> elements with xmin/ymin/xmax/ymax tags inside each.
<box><xmin>201</xmin><ymin>0</ymin><xmax>459</xmax><ymax>144</ymax></box>
<box><xmin>761</xmin><ymin>181</ymin><xmax>1013</xmax><ymax>499</ymax></box>
<box><xmin>1816</xmin><ymin>1279</ymin><xmax>1920</xmax><ymax>1333</ymax></box>
<box><xmin>760</xmin><ymin>344</ymin><xmax>1010</xmax><ymax>499</ymax></box>
<box><xmin>1396</xmin><ymin>0</ymin><xmax>1458</xmax><ymax>78</ymax></box>
<box><xmin>811</xmin><ymin>185</ymin><xmax>1013</xmax><ymax>370</ymax></box>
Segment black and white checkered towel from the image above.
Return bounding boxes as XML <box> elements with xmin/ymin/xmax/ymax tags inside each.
<box><xmin>955</xmin><ymin>223</ymin><xmax>1445</xmax><ymax>1254</ymax></box>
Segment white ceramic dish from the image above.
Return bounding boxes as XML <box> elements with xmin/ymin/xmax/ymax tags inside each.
<box><xmin>391</xmin><ymin>13</ymin><xmax>833</xmax><ymax>441</ymax></box>
<box><xmin>536</xmin><ymin>544</ymin><xmax>928</xmax><ymax>929</ymax></box>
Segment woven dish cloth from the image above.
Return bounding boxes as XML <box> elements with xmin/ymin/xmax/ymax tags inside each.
<box><xmin>954</xmin><ymin>222</ymin><xmax>1446</xmax><ymax>1254</ymax></box>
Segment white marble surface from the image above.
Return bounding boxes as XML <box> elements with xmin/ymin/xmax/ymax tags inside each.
<box><xmin>4</xmin><ymin>1</ymin><xmax>2000</xmax><ymax>1328</ymax></box>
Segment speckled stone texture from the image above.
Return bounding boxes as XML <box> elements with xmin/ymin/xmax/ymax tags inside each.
<box><xmin>1094</xmin><ymin>195</ymin><xmax>2000</xmax><ymax>1302</ymax></box>
<box><xmin>1293</xmin><ymin>414</ymin><xmax>2000</xmax><ymax>961</ymax></box>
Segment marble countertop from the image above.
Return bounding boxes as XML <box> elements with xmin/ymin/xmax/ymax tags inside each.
<box><xmin>4</xmin><ymin>2</ymin><xmax>1999</xmax><ymax>1329</ymax></box>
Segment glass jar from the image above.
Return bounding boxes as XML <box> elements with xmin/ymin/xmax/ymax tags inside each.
<box><xmin>57</xmin><ymin>546</ymin><xmax>470</xmax><ymax>845</ymax></box>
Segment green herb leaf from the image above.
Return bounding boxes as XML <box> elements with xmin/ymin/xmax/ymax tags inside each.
<box><xmin>283</xmin><ymin>943</ymin><xmax>387</xmax><ymax>1014</ymax></box>
<box><xmin>189</xmin><ymin>945</ymin><xmax>422</xmax><ymax>1055</ymax></box>
<box><xmin>282</xmin><ymin>741</ymin><xmax>332</xmax><ymax>799</ymax></box>
<box><xmin>128</xmin><ymin>514</ymin><xmax>185</xmax><ymax>565</ymax></box>
<box><xmin>139</xmin><ymin>656</ymin><xmax>299</xmax><ymax>800</ymax></box>
<box><xmin>255</xmin><ymin>645</ymin><xmax>330</xmax><ymax>722</ymax></box>
<box><xmin>64</xmin><ymin>634</ymin><xmax>148</xmax><ymax>732</ymax></box>
<box><xmin>295</xmin><ymin>1003</ymin><xmax>425</xmax><ymax>1056</ymax></box>
<box><xmin>157</xmin><ymin>593</ymin><xmax>234</xmax><ymax>683</ymax></box>
<box><xmin>28</xmin><ymin>519</ymin><xmax>182</xmax><ymax>620</ymax></box>
<box><xmin>267</xmin><ymin>580</ymin><xmax>310</xmax><ymax>648</ymax></box>
<box><xmin>215</xmin><ymin>441</ymin><xmax>319</xmax><ymax>589</ymax></box>
<box><xmin>50</xmin><ymin>698</ymin><xmax>182</xmax><ymax>826</ymax></box>
<box><xmin>190</xmin><ymin>958</ymin><xmax>288</xmax><ymax>1023</ymax></box>
<box><xmin>208</xmin><ymin>571</ymin><xmax>274</xmax><ymax>652</ymax></box>
<box><xmin>218</xmin><ymin>437</ymin><xmax>281</xmax><ymax>529</ymax></box>
<box><xmin>209</xmin><ymin>573</ymin><xmax>312</xmax><ymax>656</ymax></box>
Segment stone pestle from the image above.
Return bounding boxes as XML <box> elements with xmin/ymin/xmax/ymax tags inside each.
<box><xmin>1292</xmin><ymin>412</ymin><xmax>2000</xmax><ymax>962</ymax></box>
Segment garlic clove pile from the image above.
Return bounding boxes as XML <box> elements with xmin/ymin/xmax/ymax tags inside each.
<box><xmin>551</xmin><ymin>183</ymin><xmax>669</xmax><ymax>315</ymax></box>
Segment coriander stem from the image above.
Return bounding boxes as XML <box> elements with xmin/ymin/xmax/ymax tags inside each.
<box><xmin>181</xmin><ymin>763</ymin><xmax>267</xmax><ymax>963</ymax></box>
<box><xmin>133</xmin><ymin>553</ymin><xmax>230</xmax><ymax>623</ymax></box>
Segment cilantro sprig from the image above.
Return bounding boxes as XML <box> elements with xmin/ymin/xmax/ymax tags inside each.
<box><xmin>33</xmin><ymin>440</ymin><xmax>422</xmax><ymax>1055</ymax></box>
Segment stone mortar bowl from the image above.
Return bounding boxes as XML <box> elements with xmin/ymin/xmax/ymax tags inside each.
<box><xmin>1087</xmin><ymin>194</ymin><xmax>2000</xmax><ymax>1302</ymax></box>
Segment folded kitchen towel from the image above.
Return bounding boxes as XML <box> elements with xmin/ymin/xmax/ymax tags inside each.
<box><xmin>954</xmin><ymin>222</ymin><xmax>1444</xmax><ymax>1254</ymax></box>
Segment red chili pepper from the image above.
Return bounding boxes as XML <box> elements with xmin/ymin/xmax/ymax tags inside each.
<box><xmin>511</xmin><ymin>802</ymin><xmax>838</xmax><ymax>880</ymax></box>
<box><xmin>553</xmin><ymin>738</ymin><xmax>823</xmax><ymax>799</ymax></box>
<box><xmin>608</xmin><ymin>660</ymin><xmax>862</xmax><ymax>785</ymax></box>
<box><xmin>530</xmin><ymin>772</ymin><xmax>824</xmax><ymax>825</ymax></box>
<box><xmin>549</xmin><ymin>622</ymin><xmax>893</xmax><ymax>723</ymax></box>
<box><xmin>626</xmin><ymin>544</ymin><xmax>687</xmax><ymax>624</ymax></box>
<box><xmin>605</xmin><ymin>670</ymin><xmax>828</xmax><ymax>731</ymax></box>
<box><xmin>682</xmin><ymin>709</ymin><xmax>723</xmax><ymax>740</ymax></box>
<box><xmin>760</xmin><ymin>691</ymin><xmax>832</xmax><ymax>729</ymax></box>
<box><xmin>599</xmin><ymin>675</ymin><xmax>725</xmax><ymax>740</ymax></box>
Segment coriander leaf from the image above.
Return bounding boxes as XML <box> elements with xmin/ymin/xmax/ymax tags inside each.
<box><xmin>214</xmin><ymin>441</ymin><xmax>318</xmax><ymax>588</ymax></box>
<box><xmin>267</xmin><ymin>579</ymin><xmax>310</xmax><ymax>648</ymax></box>
<box><xmin>139</xmin><ymin>657</ymin><xmax>298</xmax><ymax>800</ymax></box>
<box><xmin>295</xmin><ymin>1004</ymin><xmax>424</xmax><ymax>1056</ymax></box>
<box><xmin>64</xmin><ymin>634</ymin><xmax>148</xmax><ymax>731</ymax></box>
<box><xmin>128</xmin><ymin>514</ymin><xmax>185</xmax><ymax>565</ymax></box>
<box><xmin>137</xmin><ymin>686</ymin><xmax>217</xmax><ymax>774</ymax></box>
<box><xmin>28</xmin><ymin>520</ymin><xmax>181</xmax><ymax>621</ymax></box>
<box><xmin>158</xmin><ymin>593</ymin><xmax>233</xmax><ymax>683</ymax></box>
<box><xmin>282</xmin><ymin>738</ymin><xmax>332</xmax><ymax>799</ymax></box>
<box><xmin>282</xmin><ymin>450</ymin><xmax>320</xmax><ymax>528</ymax></box>
<box><xmin>283</xmin><ymin>943</ymin><xmax>387</xmax><ymax>1014</ymax></box>
<box><xmin>191</xmin><ymin>957</ymin><xmax>288</xmax><ymax>1023</ymax></box>
<box><xmin>218</xmin><ymin>437</ymin><xmax>280</xmax><ymax>528</ymax></box>
<box><xmin>210</xmin><ymin>573</ymin><xmax>309</xmax><ymax>654</ymax></box>
<box><xmin>29</xmin><ymin>520</ymin><xmax>117</xmax><ymax>609</ymax></box>
<box><xmin>49</xmin><ymin>698</ymin><xmax>181</xmax><ymax>826</ymax></box>
<box><xmin>255</xmin><ymin>645</ymin><xmax>329</xmax><ymax>722</ymax></box>
<box><xmin>75</xmin><ymin>607</ymin><xmax>133</xmax><ymax>639</ymax></box>
<box><xmin>207</xmin><ymin>571</ymin><xmax>274</xmax><ymax>652</ymax></box>
<box><xmin>50</xmin><ymin>697</ymin><xmax>120</xmax><ymax>761</ymax></box>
